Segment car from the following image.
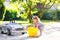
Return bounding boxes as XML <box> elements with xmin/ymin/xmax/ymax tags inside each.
<box><xmin>1</xmin><ymin>22</ymin><xmax>25</xmax><ymax>35</ymax></box>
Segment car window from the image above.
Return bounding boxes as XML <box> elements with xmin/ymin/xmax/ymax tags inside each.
<box><xmin>8</xmin><ymin>22</ymin><xmax>18</xmax><ymax>25</ymax></box>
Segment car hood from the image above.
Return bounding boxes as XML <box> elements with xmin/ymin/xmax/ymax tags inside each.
<box><xmin>9</xmin><ymin>25</ymin><xmax>23</xmax><ymax>28</ymax></box>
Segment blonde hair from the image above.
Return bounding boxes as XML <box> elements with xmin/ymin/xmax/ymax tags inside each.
<box><xmin>32</xmin><ymin>16</ymin><xmax>42</xmax><ymax>23</ymax></box>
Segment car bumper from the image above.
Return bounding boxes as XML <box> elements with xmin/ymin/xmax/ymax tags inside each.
<box><xmin>11</xmin><ymin>30</ymin><xmax>26</xmax><ymax>35</ymax></box>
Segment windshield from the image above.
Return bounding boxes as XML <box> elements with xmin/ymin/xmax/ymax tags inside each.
<box><xmin>8</xmin><ymin>22</ymin><xmax>18</xmax><ymax>25</ymax></box>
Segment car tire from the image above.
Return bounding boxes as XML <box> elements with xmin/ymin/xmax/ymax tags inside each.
<box><xmin>7</xmin><ymin>28</ymin><xmax>11</xmax><ymax>35</ymax></box>
<box><xmin>1</xmin><ymin>31</ymin><xmax>4</xmax><ymax>34</ymax></box>
<box><xmin>22</xmin><ymin>32</ymin><xmax>25</xmax><ymax>34</ymax></box>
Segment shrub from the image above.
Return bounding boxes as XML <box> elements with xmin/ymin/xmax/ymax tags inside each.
<box><xmin>4</xmin><ymin>10</ymin><xmax>17</xmax><ymax>21</ymax></box>
<box><xmin>42</xmin><ymin>10</ymin><xmax>53</xmax><ymax>20</ymax></box>
<box><xmin>57</xmin><ymin>10</ymin><xmax>60</xmax><ymax>20</ymax></box>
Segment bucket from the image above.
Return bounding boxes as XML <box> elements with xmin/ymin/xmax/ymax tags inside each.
<box><xmin>28</xmin><ymin>27</ymin><xmax>40</xmax><ymax>37</ymax></box>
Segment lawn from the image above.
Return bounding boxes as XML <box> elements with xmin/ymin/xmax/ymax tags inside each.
<box><xmin>0</xmin><ymin>20</ymin><xmax>58</xmax><ymax>24</ymax></box>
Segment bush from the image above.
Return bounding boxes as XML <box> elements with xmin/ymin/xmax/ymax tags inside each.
<box><xmin>42</xmin><ymin>11</ymin><xmax>53</xmax><ymax>20</ymax></box>
<box><xmin>4</xmin><ymin>10</ymin><xmax>27</xmax><ymax>21</ymax></box>
<box><xmin>4</xmin><ymin>10</ymin><xmax>18</xmax><ymax>21</ymax></box>
<box><xmin>57</xmin><ymin>10</ymin><xmax>60</xmax><ymax>20</ymax></box>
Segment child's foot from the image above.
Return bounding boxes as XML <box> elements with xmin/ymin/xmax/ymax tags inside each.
<box><xmin>40</xmin><ymin>34</ymin><xmax>42</xmax><ymax>36</ymax></box>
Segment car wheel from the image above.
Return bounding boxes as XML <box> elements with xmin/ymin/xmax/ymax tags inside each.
<box><xmin>1</xmin><ymin>31</ymin><xmax>4</xmax><ymax>34</ymax></box>
<box><xmin>22</xmin><ymin>32</ymin><xmax>25</xmax><ymax>34</ymax></box>
<box><xmin>7</xmin><ymin>28</ymin><xmax>11</xmax><ymax>35</ymax></box>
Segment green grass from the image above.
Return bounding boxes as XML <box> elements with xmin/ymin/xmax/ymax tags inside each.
<box><xmin>41</xmin><ymin>20</ymin><xmax>60</xmax><ymax>23</ymax></box>
<box><xmin>0</xmin><ymin>20</ymin><xmax>59</xmax><ymax>24</ymax></box>
<box><xmin>0</xmin><ymin>21</ymin><xmax>29</xmax><ymax>24</ymax></box>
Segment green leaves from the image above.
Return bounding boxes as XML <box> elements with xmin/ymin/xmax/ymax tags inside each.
<box><xmin>10</xmin><ymin>0</ymin><xmax>17</xmax><ymax>2</ymax></box>
<box><xmin>0</xmin><ymin>0</ymin><xmax>5</xmax><ymax>3</ymax></box>
<box><xmin>20</xmin><ymin>12</ymin><xmax>28</xmax><ymax>19</ymax></box>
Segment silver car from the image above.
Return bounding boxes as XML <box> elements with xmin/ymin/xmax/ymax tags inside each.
<box><xmin>1</xmin><ymin>22</ymin><xmax>25</xmax><ymax>35</ymax></box>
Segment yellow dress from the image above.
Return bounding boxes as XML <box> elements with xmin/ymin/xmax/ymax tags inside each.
<box><xmin>28</xmin><ymin>27</ymin><xmax>39</xmax><ymax>37</ymax></box>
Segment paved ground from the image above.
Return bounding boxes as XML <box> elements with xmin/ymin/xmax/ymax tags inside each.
<box><xmin>0</xmin><ymin>22</ymin><xmax>60</xmax><ymax>40</ymax></box>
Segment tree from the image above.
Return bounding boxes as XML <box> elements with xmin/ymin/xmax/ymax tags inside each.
<box><xmin>0</xmin><ymin>0</ymin><xmax>5</xmax><ymax>21</ymax></box>
<box><xmin>22</xmin><ymin>0</ymin><xmax>60</xmax><ymax>23</ymax></box>
<box><xmin>1</xmin><ymin>0</ymin><xmax>60</xmax><ymax>22</ymax></box>
<box><xmin>1</xmin><ymin>0</ymin><xmax>20</xmax><ymax>21</ymax></box>
<box><xmin>35</xmin><ymin>0</ymin><xmax>57</xmax><ymax>18</ymax></box>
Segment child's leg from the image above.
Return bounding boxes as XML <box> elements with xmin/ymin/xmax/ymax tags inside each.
<box><xmin>40</xmin><ymin>29</ymin><xmax>43</xmax><ymax>36</ymax></box>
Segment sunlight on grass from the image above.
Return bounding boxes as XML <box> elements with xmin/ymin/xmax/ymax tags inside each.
<box><xmin>0</xmin><ymin>20</ymin><xmax>57</xmax><ymax>25</ymax></box>
<box><xmin>0</xmin><ymin>21</ymin><xmax>29</xmax><ymax>24</ymax></box>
